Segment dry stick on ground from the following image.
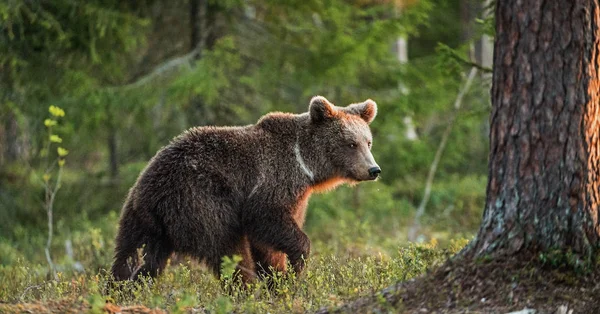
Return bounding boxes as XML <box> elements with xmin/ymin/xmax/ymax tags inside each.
<box><xmin>407</xmin><ymin>67</ymin><xmax>478</xmax><ymax>242</ymax></box>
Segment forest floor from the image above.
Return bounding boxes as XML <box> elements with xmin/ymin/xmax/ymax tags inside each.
<box><xmin>319</xmin><ymin>253</ymin><xmax>600</xmax><ymax>313</ymax></box>
<box><xmin>0</xmin><ymin>301</ymin><xmax>165</xmax><ymax>313</ymax></box>
<box><xmin>3</xmin><ymin>255</ymin><xmax>599</xmax><ymax>313</ymax></box>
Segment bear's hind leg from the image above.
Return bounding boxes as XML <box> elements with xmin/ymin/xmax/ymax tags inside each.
<box><xmin>111</xmin><ymin>230</ymin><xmax>145</xmax><ymax>281</ymax></box>
<box><xmin>130</xmin><ymin>238</ymin><xmax>173</xmax><ymax>280</ymax></box>
<box><xmin>236</xmin><ymin>236</ymin><xmax>257</xmax><ymax>283</ymax></box>
<box><xmin>112</xmin><ymin>232</ymin><xmax>172</xmax><ymax>281</ymax></box>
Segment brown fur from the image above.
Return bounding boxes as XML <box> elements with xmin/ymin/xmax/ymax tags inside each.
<box><xmin>111</xmin><ymin>96</ymin><xmax>380</xmax><ymax>283</ymax></box>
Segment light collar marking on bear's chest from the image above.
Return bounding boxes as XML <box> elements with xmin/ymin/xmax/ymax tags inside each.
<box><xmin>294</xmin><ymin>140</ymin><xmax>314</xmax><ymax>181</ymax></box>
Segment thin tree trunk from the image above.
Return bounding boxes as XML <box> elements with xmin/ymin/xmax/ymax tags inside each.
<box><xmin>474</xmin><ymin>0</ymin><xmax>494</xmax><ymax>70</ymax></box>
<box><xmin>408</xmin><ymin>68</ymin><xmax>478</xmax><ymax>241</ymax></box>
<box><xmin>190</xmin><ymin>0</ymin><xmax>201</xmax><ymax>51</ymax></box>
<box><xmin>1</xmin><ymin>112</ymin><xmax>29</xmax><ymax>165</ymax></box>
<box><xmin>106</xmin><ymin>99</ymin><xmax>119</xmax><ymax>179</ymax></box>
<box><xmin>394</xmin><ymin>37</ymin><xmax>408</xmax><ymax>64</ymax></box>
<box><xmin>2</xmin><ymin>113</ymin><xmax>19</xmax><ymax>164</ymax></box>
<box><xmin>460</xmin><ymin>0</ymin><xmax>473</xmax><ymax>43</ymax></box>
<box><xmin>108</xmin><ymin>125</ymin><xmax>118</xmax><ymax>179</ymax></box>
<box><xmin>393</xmin><ymin>5</ymin><xmax>408</xmax><ymax>65</ymax></box>
<box><xmin>190</xmin><ymin>0</ymin><xmax>208</xmax><ymax>54</ymax></box>
<box><xmin>467</xmin><ymin>0</ymin><xmax>600</xmax><ymax>258</ymax></box>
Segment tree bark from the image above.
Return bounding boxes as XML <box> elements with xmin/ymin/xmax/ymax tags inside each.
<box><xmin>468</xmin><ymin>0</ymin><xmax>600</xmax><ymax>259</ymax></box>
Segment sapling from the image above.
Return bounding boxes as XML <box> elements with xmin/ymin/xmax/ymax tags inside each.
<box><xmin>40</xmin><ymin>105</ymin><xmax>68</xmax><ymax>280</ymax></box>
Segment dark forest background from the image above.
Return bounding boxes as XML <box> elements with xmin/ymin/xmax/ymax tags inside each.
<box><xmin>0</xmin><ymin>0</ymin><xmax>492</xmax><ymax>288</ymax></box>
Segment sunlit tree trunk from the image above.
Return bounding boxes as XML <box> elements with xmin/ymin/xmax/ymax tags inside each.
<box><xmin>468</xmin><ymin>0</ymin><xmax>600</xmax><ymax>258</ymax></box>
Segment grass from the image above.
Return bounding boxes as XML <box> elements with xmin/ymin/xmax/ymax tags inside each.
<box><xmin>0</xmin><ymin>224</ymin><xmax>469</xmax><ymax>313</ymax></box>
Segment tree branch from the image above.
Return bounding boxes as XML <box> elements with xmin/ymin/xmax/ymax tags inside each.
<box><xmin>106</xmin><ymin>47</ymin><xmax>202</xmax><ymax>92</ymax></box>
<box><xmin>456</xmin><ymin>58</ymin><xmax>492</xmax><ymax>74</ymax></box>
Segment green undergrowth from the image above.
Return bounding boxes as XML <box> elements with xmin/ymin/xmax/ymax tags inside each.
<box><xmin>0</xmin><ymin>238</ymin><xmax>469</xmax><ymax>313</ymax></box>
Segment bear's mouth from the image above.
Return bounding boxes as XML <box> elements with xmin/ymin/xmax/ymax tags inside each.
<box><xmin>347</xmin><ymin>173</ymin><xmax>376</xmax><ymax>182</ymax></box>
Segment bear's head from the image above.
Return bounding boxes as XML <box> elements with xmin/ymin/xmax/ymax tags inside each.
<box><xmin>308</xmin><ymin>96</ymin><xmax>380</xmax><ymax>182</ymax></box>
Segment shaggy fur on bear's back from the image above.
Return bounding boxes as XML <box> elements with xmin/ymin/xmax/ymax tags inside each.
<box><xmin>111</xmin><ymin>96</ymin><xmax>380</xmax><ymax>282</ymax></box>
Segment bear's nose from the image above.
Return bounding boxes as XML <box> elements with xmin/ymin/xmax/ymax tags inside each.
<box><xmin>368</xmin><ymin>167</ymin><xmax>381</xmax><ymax>179</ymax></box>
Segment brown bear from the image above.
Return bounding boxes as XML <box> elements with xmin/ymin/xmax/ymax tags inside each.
<box><xmin>111</xmin><ymin>96</ymin><xmax>380</xmax><ymax>282</ymax></box>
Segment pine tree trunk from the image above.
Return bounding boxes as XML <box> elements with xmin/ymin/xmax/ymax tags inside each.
<box><xmin>108</xmin><ymin>124</ymin><xmax>119</xmax><ymax>179</ymax></box>
<box><xmin>190</xmin><ymin>0</ymin><xmax>206</xmax><ymax>52</ymax></box>
<box><xmin>468</xmin><ymin>0</ymin><xmax>600</xmax><ymax>258</ymax></box>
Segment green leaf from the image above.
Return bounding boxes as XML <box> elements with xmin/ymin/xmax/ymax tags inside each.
<box><xmin>220</xmin><ymin>254</ymin><xmax>243</xmax><ymax>280</ymax></box>
<box><xmin>44</xmin><ymin>119</ymin><xmax>57</xmax><ymax>127</ymax></box>
<box><xmin>49</xmin><ymin>105</ymin><xmax>65</xmax><ymax>117</ymax></box>
<box><xmin>57</xmin><ymin>147</ymin><xmax>69</xmax><ymax>157</ymax></box>
<box><xmin>50</xmin><ymin>135</ymin><xmax>62</xmax><ymax>143</ymax></box>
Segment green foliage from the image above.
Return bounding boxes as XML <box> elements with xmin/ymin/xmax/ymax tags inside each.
<box><xmin>408</xmin><ymin>0</ymin><xmax>462</xmax><ymax>57</ymax></box>
<box><xmin>88</xmin><ymin>293</ymin><xmax>106</xmax><ymax>314</ymax></box>
<box><xmin>0</xmin><ymin>0</ymin><xmax>494</xmax><ymax>310</ymax></box>
<box><xmin>0</xmin><ymin>0</ymin><xmax>492</xmax><ymax>244</ymax></box>
<box><xmin>220</xmin><ymin>254</ymin><xmax>244</xmax><ymax>280</ymax></box>
<box><xmin>476</xmin><ymin>0</ymin><xmax>496</xmax><ymax>37</ymax></box>
<box><xmin>415</xmin><ymin>174</ymin><xmax>487</xmax><ymax>231</ymax></box>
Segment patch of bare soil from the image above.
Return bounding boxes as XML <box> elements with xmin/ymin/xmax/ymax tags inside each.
<box><xmin>318</xmin><ymin>254</ymin><xmax>600</xmax><ymax>313</ymax></box>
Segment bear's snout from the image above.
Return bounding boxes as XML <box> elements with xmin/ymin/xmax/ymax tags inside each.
<box><xmin>368</xmin><ymin>166</ymin><xmax>381</xmax><ymax>179</ymax></box>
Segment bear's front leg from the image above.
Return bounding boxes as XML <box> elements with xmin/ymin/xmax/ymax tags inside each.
<box><xmin>245</xmin><ymin>210</ymin><xmax>310</xmax><ymax>274</ymax></box>
<box><xmin>250</xmin><ymin>243</ymin><xmax>287</xmax><ymax>278</ymax></box>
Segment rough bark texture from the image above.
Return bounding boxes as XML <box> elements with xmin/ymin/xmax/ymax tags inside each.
<box><xmin>469</xmin><ymin>0</ymin><xmax>600</xmax><ymax>258</ymax></box>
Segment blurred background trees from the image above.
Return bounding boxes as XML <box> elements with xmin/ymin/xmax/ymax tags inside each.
<box><xmin>0</xmin><ymin>0</ymin><xmax>494</xmax><ymax>267</ymax></box>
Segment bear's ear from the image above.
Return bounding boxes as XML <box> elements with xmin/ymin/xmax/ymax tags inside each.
<box><xmin>309</xmin><ymin>96</ymin><xmax>337</xmax><ymax>123</ymax></box>
<box><xmin>345</xmin><ymin>99</ymin><xmax>377</xmax><ymax>124</ymax></box>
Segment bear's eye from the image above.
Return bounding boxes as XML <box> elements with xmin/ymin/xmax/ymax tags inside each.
<box><xmin>349</xmin><ymin>143</ymin><xmax>357</xmax><ymax>149</ymax></box>
<box><xmin>367</xmin><ymin>141</ymin><xmax>372</xmax><ymax>149</ymax></box>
